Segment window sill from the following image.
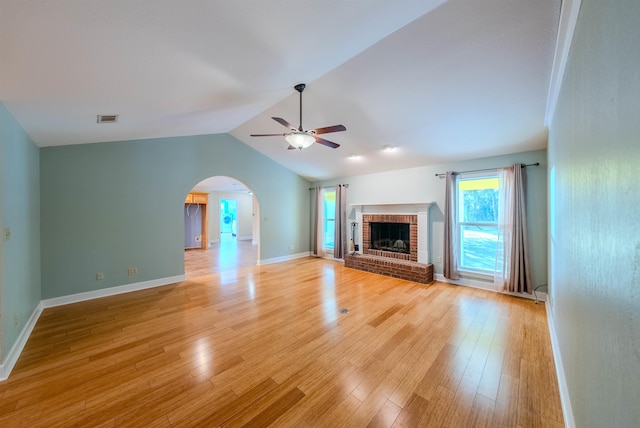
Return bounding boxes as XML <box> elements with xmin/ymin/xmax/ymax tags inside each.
<box><xmin>458</xmin><ymin>269</ymin><xmax>494</xmax><ymax>281</ymax></box>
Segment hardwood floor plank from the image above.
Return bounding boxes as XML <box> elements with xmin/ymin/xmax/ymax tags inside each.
<box><xmin>238</xmin><ymin>387</ymin><xmax>305</xmax><ymax>428</ymax></box>
<box><xmin>476</xmin><ymin>339</ymin><xmax>507</xmax><ymax>401</ymax></box>
<box><xmin>413</xmin><ymin>343</ymin><xmax>458</xmax><ymax>400</ymax></box>
<box><xmin>366</xmin><ymin>399</ymin><xmax>402</xmax><ymax>428</ymax></box>
<box><xmin>465</xmin><ymin>392</ymin><xmax>496</xmax><ymax>428</ymax></box>
<box><xmin>391</xmin><ymin>392</ymin><xmax>431</xmax><ymax>428</ymax></box>
<box><xmin>312</xmin><ymin>392</ymin><xmax>362</xmax><ymax>427</ymax></box>
<box><xmin>175</xmin><ymin>378</ymin><xmax>278</xmax><ymax>427</ymax></box>
<box><xmin>368</xmin><ymin>303</ymin><xmax>404</xmax><ymax>328</ymax></box>
<box><xmin>345</xmin><ymin>360</ymin><xmax>408</xmax><ymax>426</ymax></box>
<box><xmin>165</xmin><ymin>381</ymin><xmax>236</xmax><ymax>425</ymax></box>
<box><xmin>492</xmin><ymin>372</ymin><xmax>520</xmax><ymax>427</ymax></box>
<box><xmin>372</xmin><ymin>324</ymin><xmax>416</xmax><ymax>362</ymax></box>
<box><xmin>0</xmin><ymin>255</ymin><xmax>563</xmax><ymax>427</ymax></box>
<box><xmin>272</xmin><ymin>358</ymin><xmax>360</xmax><ymax>426</ymax></box>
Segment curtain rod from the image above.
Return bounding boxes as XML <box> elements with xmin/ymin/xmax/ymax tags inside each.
<box><xmin>309</xmin><ymin>184</ymin><xmax>349</xmax><ymax>190</ymax></box>
<box><xmin>434</xmin><ymin>162</ymin><xmax>540</xmax><ymax>178</ymax></box>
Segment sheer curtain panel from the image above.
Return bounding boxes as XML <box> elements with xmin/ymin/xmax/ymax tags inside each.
<box><xmin>494</xmin><ymin>164</ymin><xmax>532</xmax><ymax>293</ymax></box>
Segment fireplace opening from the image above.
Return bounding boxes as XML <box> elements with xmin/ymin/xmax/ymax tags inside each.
<box><xmin>370</xmin><ymin>222</ymin><xmax>410</xmax><ymax>254</ymax></box>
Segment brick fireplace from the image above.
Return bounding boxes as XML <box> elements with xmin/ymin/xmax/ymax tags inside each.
<box><xmin>362</xmin><ymin>214</ymin><xmax>418</xmax><ymax>261</ymax></box>
<box><xmin>344</xmin><ymin>203</ymin><xmax>434</xmax><ymax>284</ymax></box>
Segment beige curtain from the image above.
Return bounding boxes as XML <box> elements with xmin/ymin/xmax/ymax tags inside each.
<box><xmin>494</xmin><ymin>164</ymin><xmax>532</xmax><ymax>293</ymax></box>
<box><xmin>312</xmin><ymin>187</ymin><xmax>322</xmax><ymax>257</ymax></box>
<box><xmin>333</xmin><ymin>184</ymin><xmax>347</xmax><ymax>259</ymax></box>
<box><xmin>443</xmin><ymin>171</ymin><xmax>459</xmax><ymax>280</ymax></box>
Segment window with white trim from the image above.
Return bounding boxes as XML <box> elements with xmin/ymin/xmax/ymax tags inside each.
<box><xmin>457</xmin><ymin>174</ymin><xmax>499</xmax><ymax>274</ymax></box>
<box><xmin>322</xmin><ymin>188</ymin><xmax>336</xmax><ymax>251</ymax></box>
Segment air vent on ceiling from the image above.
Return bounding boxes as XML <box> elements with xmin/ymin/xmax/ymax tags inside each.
<box><xmin>97</xmin><ymin>114</ymin><xmax>119</xmax><ymax>123</ymax></box>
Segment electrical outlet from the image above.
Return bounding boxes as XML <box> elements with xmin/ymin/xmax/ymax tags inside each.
<box><xmin>128</xmin><ymin>267</ymin><xmax>138</xmax><ymax>276</ymax></box>
<box><xmin>3</xmin><ymin>228</ymin><xmax>10</xmax><ymax>241</ymax></box>
<box><xmin>289</xmin><ymin>245</ymin><xmax>294</xmax><ymax>250</ymax></box>
<box><xmin>14</xmin><ymin>314</ymin><xmax>19</xmax><ymax>326</ymax></box>
<box><xmin>96</xmin><ymin>272</ymin><xmax>104</xmax><ymax>280</ymax></box>
<box><xmin>436</xmin><ymin>256</ymin><xmax>442</xmax><ymax>263</ymax></box>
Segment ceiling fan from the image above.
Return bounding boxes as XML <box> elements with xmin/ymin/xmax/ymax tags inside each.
<box><xmin>250</xmin><ymin>83</ymin><xmax>346</xmax><ymax>150</ymax></box>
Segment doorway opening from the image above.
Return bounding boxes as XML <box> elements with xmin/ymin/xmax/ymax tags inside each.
<box><xmin>183</xmin><ymin>176</ymin><xmax>259</xmax><ymax>278</ymax></box>
<box><xmin>184</xmin><ymin>192</ymin><xmax>208</xmax><ymax>250</ymax></box>
<box><xmin>219</xmin><ymin>198</ymin><xmax>237</xmax><ymax>240</ymax></box>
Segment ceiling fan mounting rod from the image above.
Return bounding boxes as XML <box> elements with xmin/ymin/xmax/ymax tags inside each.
<box><xmin>294</xmin><ymin>83</ymin><xmax>306</xmax><ymax>131</ymax></box>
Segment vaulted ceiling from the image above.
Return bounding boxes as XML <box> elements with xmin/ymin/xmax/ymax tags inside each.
<box><xmin>0</xmin><ymin>0</ymin><xmax>561</xmax><ymax>182</ymax></box>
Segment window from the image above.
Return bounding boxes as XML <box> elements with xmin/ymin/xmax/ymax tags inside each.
<box><xmin>457</xmin><ymin>175</ymin><xmax>499</xmax><ymax>273</ymax></box>
<box><xmin>322</xmin><ymin>189</ymin><xmax>336</xmax><ymax>250</ymax></box>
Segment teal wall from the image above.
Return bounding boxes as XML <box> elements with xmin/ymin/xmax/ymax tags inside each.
<box><xmin>548</xmin><ymin>0</ymin><xmax>640</xmax><ymax>426</ymax></box>
<box><xmin>0</xmin><ymin>104</ymin><xmax>41</xmax><ymax>358</ymax></box>
<box><xmin>40</xmin><ymin>134</ymin><xmax>310</xmax><ymax>299</ymax></box>
<box><xmin>314</xmin><ymin>149</ymin><xmax>548</xmax><ymax>290</ymax></box>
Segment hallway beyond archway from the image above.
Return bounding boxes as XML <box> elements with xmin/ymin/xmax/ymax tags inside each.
<box><xmin>184</xmin><ymin>233</ymin><xmax>257</xmax><ymax>278</ymax></box>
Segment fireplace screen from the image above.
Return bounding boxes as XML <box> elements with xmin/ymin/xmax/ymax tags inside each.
<box><xmin>370</xmin><ymin>222</ymin><xmax>410</xmax><ymax>254</ymax></box>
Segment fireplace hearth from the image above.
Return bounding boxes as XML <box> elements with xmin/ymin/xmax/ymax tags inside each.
<box><xmin>344</xmin><ymin>203</ymin><xmax>434</xmax><ymax>284</ymax></box>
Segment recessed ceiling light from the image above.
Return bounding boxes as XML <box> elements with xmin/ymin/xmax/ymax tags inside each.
<box><xmin>348</xmin><ymin>153</ymin><xmax>361</xmax><ymax>159</ymax></box>
<box><xmin>382</xmin><ymin>144</ymin><xmax>395</xmax><ymax>151</ymax></box>
<box><xmin>97</xmin><ymin>114</ymin><xmax>119</xmax><ymax>123</ymax></box>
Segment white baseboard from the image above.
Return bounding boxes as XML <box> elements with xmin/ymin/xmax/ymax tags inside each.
<box><xmin>1</xmin><ymin>275</ymin><xmax>185</xmax><ymax>382</ymax></box>
<box><xmin>258</xmin><ymin>251</ymin><xmax>311</xmax><ymax>265</ymax></box>
<box><xmin>40</xmin><ymin>275</ymin><xmax>185</xmax><ymax>309</ymax></box>
<box><xmin>546</xmin><ymin>302</ymin><xmax>576</xmax><ymax>428</ymax></box>
<box><xmin>434</xmin><ymin>273</ymin><xmax>547</xmax><ymax>302</ymax></box>
<box><xmin>237</xmin><ymin>235</ymin><xmax>252</xmax><ymax>241</ymax></box>
<box><xmin>0</xmin><ymin>302</ymin><xmax>43</xmax><ymax>381</ymax></box>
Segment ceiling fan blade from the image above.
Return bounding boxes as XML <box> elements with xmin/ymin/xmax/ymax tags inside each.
<box><xmin>287</xmin><ymin>144</ymin><xmax>297</xmax><ymax>150</ymax></box>
<box><xmin>314</xmin><ymin>136</ymin><xmax>340</xmax><ymax>149</ymax></box>
<box><xmin>312</xmin><ymin>124</ymin><xmax>346</xmax><ymax>135</ymax></box>
<box><xmin>250</xmin><ymin>133</ymin><xmax>287</xmax><ymax>137</ymax></box>
<box><xmin>272</xmin><ymin>117</ymin><xmax>296</xmax><ymax>130</ymax></box>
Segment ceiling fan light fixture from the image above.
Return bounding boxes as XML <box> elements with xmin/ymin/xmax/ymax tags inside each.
<box><xmin>285</xmin><ymin>132</ymin><xmax>315</xmax><ymax>149</ymax></box>
<box><xmin>251</xmin><ymin>83</ymin><xmax>344</xmax><ymax>150</ymax></box>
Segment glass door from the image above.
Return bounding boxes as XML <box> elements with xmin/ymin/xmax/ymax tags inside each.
<box><xmin>220</xmin><ymin>199</ymin><xmax>238</xmax><ymax>239</ymax></box>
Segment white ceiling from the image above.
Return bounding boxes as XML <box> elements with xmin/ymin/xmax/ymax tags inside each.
<box><xmin>0</xmin><ymin>0</ymin><xmax>561</xmax><ymax>184</ymax></box>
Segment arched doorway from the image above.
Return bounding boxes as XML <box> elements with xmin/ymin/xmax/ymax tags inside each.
<box><xmin>183</xmin><ymin>176</ymin><xmax>259</xmax><ymax>278</ymax></box>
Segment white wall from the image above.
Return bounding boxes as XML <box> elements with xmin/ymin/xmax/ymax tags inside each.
<box><xmin>314</xmin><ymin>149</ymin><xmax>548</xmax><ymax>290</ymax></box>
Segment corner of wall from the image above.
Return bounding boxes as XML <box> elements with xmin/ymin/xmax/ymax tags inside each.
<box><xmin>0</xmin><ymin>302</ymin><xmax>43</xmax><ymax>382</ymax></box>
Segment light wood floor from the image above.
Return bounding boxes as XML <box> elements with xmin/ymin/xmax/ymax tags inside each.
<box><xmin>0</xmin><ymin>256</ymin><xmax>563</xmax><ymax>427</ymax></box>
<box><xmin>184</xmin><ymin>234</ymin><xmax>258</xmax><ymax>279</ymax></box>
